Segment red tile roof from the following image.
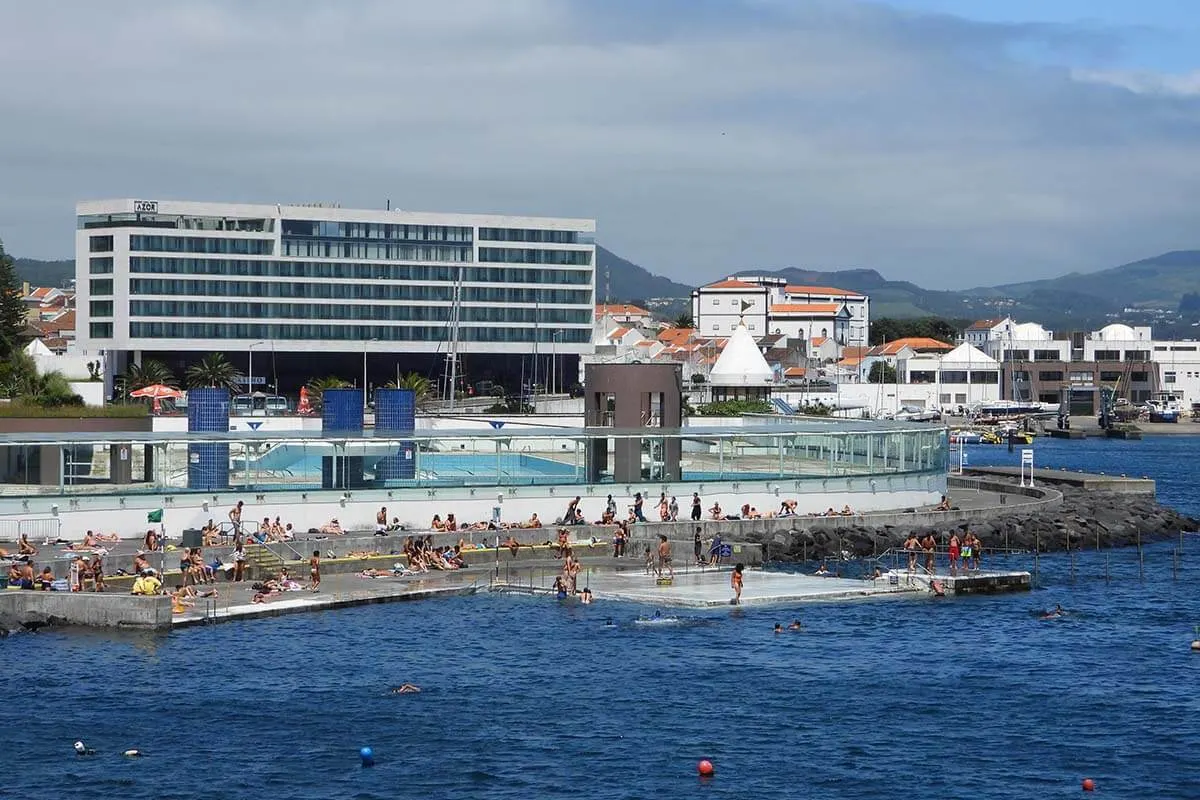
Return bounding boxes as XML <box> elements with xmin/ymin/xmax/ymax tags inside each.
<box><xmin>607</xmin><ymin>326</ymin><xmax>632</xmax><ymax>340</ymax></box>
<box><xmin>596</xmin><ymin>303</ymin><xmax>650</xmax><ymax>317</ymax></box>
<box><xmin>810</xmin><ymin>336</ymin><xmax>828</xmax><ymax>347</ymax></box>
<box><xmin>703</xmin><ymin>279</ymin><xmax>760</xmax><ymax>290</ymax></box>
<box><xmin>783</xmin><ymin>366</ymin><xmax>807</xmax><ymax>377</ymax></box>
<box><xmin>783</xmin><ymin>285</ymin><xmax>863</xmax><ymax>297</ymax></box>
<box><xmin>968</xmin><ymin>318</ymin><xmax>1004</xmax><ymax>330</ymax></box>
<box><xmin>770</xmin><ymin>303</ymin><xmax>842</xmax><ymax>314</ymax></box>
<box><xmin>872</xmin><ymin>337</ymin><xmax>953</xmax><ymax>355</ymax></box>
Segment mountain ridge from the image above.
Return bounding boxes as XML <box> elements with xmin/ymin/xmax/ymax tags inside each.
<box><xmin>13</xmin><ymin>247</ymin><xmax>1200</xmax><ymax>334</ymax></box>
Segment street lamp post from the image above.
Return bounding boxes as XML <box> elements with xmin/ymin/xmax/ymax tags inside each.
<box><xmin>363</xmin><ymin>338</ymin><xmax>378</xmax><ymax>411</ymax></box>
<box><xmin>248</xmin><ymin>341</ymin><xmax>266</xmax><ymax>396</ymax></box>
<box><xmin>551</xmin><ymin>331</ymin><xmax>562</xmax><ymax>395</ymax></box>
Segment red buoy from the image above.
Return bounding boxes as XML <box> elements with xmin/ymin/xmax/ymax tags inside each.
<box><xmin>1082</xmin><ymin>778</ymin><xmax>1095</xmax><ymax>792</ymax></box>
<box><xmin>697</xmin><ymin>759</ymin><xmax>714</xmax><ymax>777</ymax></box>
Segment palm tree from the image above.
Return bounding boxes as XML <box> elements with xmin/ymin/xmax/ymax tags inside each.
<box><xmin>673</xmin><ymin>312</ymin><xmax>695</xmax><ymax>329</ymax></box>
<box><xmin>185</xmin><ymin>353</ymin><xmax>241</xmax><ymax>391</ymax></box>
<box><xmin>387</xmin><ymin>372</ymin><xmax>434</xmax><ymax>406</ymax></box>
<box><xmin>121</xmin><ymin>359</ymin><xmax>177</xmax><ymax>391</ymax></box>
<box><xmin>304</xmin><ymin>375</ymin><xmax>351</xmax><ymax>412</ymax></box>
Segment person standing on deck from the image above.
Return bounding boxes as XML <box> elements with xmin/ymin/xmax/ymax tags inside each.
<box><xmin>669</xmin><ymin>496</ymin><xmax>679</xmax><ymax>522</ymax></box>
<box><xmin>657</xmin><ymin>534</ymin><xmax>674</xmax><ymax>580</ymax></box>
<box><xmin>731</xmin><ymin>563</ymin><xmax>745</xmax><ymax>605</ymax></box>
<box><xmin>633</xmin><ymin>493</ymin><xmax>646</xmax><ymax>522</ymax></box>
<box><xmin>228</xmin><ymin>500</ymin><xmax>245</xmax><ymax>537</ymax></box>
<box><xmin>920</xmin><ymin>532</ymin><xmax>936</xmax><ymax>575</ymax></box>
<box><xmin>948</xmin><ymin>532</ymin><xmax>961</xmax><ymax>576</ymax></box>
<box><xmin>903</xmin><ymin>533</ymin><xmax>919</xmax><ymax>574</ymax></box>
<box><xmin>691</xmin><ymin>492</ymin><xmax>702</xmax><ymax>521</ymax></box>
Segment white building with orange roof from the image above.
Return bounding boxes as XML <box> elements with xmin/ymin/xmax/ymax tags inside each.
<box><xmin>595</xmin><ymin>303</ymin><xmax>652</xmax><ymax>328</ymax></box>
<box><xmin>780</xmin><ymin>284</ymin><xmax>869</xmax><ymax>347</ymax></box>
<box><xmin>691</xmin><ymin>277</ymin><xmax>771</xmax><ymax>338</ymax></box>
<box><xmin>768</xmin><ymin>301</ymin><xmax>850</xmax><ymax>345</ymax></box>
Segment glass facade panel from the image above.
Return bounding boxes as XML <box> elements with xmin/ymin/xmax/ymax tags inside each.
<box><xmin>129</xmin><ymin>256</ymin><xmax>591</xmax><ymax>285</ymax></box>
<box><xmin>128</xmin><ymin>322</ymin><xmax>591</xmax><ymax>342</ymax></box>
<box><xmin>2</xmin><ymin>426</ymin><xmax>946</xmax><ymax>496</ymax></box>
<box><xmin>478</xmin><ymin>247</ymin><xmax>592</xmax><ymax>265</ymax></box>
<box><xmin>478</xmin><ymin>227</ymin><xmax>579</xmax><ymax>243</ymax></box>
<box><xmin>89</xmin><ymin>235</ymin><xmax>113</xmax><ymax>252</ymax></box>
<box><xmin>129</xmin><ymin>235</ymin><xmax>273</xmax><ymax>255</ymax></box>
<box><xmin>128</xmin><ymin>300</ymin><xmax>589</xmax><ymax>325</ymax></box>
<box><xmin>128</xmin><ymin>277</ymin><xmax>590</xmax><ymax>305</ymax></box>
<box><xmin>89</xmin><ymin>300</ymin><xmax>114</xmax><ymax>317</ymax></box>
<box><xmin>89</xmin><ymin>278</ymin><xmax>113</xmax><ymax>296</ymax></box>
<box><xmin>89</xmin><ymin>257</ymin><xmax>113</xmax><ymax>274</ymax></box>
<box><xmin>89</xmin><ymin>322</ymin><xmax>113</xmax><ymax>338</ymax></box>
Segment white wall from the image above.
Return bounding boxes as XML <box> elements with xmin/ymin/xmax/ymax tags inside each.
<box><xmin>0</xmin><ymin>474</ymin><xmax>945</xmax><ymax>541</ymax></box>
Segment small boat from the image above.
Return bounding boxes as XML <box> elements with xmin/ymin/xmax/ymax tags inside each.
<box><xmin>949</xmin><ymin>429</ymin><xmax>984</xmax><ymax>444</ymax></box>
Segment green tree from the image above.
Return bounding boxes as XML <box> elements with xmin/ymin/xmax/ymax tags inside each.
<box><xmin>868</xmin><ymin>361</ymin><xmax>897</xmax><ymax>384</ymax></box>
<box><xmin>673</xmin><ymin>313</ymin><xmax>694</xmax><ymax>329</ymax></box>
<box><xmin>696</xmin><ymin>399</ymin><xmax>774</xmax><ymax>416</ymax></box>
<box><xmin>869</xmin><ymin>316</ymin><xmax>964</xmax><ymax>346</ymax></box>
<box><xmin>304</xmin><ymin>375</ymin><xmax>351</xmax><ymax>412</ymax></box>
<box><xmin>0</xmin><ymin>239</ymin><xmax>28</xmax><ymax>361</ymax></box>
<box><xmin>0</xmin><ymin>350</ymin><xmax>82</xmax><ymax>407</ymax></box>
<box><xmin>185</xmin><ymin>353</ymin><xmax>241</xmax><ymax>391</ymax></box>
<box><xmin>121</xmin><ymin>359</ymin><xmax>177</xmax><ymax>391</ymax></box>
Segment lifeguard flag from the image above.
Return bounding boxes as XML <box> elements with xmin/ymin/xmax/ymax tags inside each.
<box><xmin>147</xmin><ymin>509</ymin><xmax>164</xmax><ymax>523</ymax></box>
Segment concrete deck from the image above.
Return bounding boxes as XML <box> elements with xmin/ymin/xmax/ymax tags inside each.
<box><xmin>171</xmin><ymin>571</ymin><xmax>484</xmax><ymax>628</ymax></box>
<box><xmin>496</xmin><ymin>567</ymin><xmax>925</xmax><ymax>608</ymax></box>
<box><xmin>964</xmin><ymin>466</ymin><xmax>1155</xmax><ymax>493</ymax></box>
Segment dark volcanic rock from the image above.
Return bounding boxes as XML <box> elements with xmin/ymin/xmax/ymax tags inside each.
<box><xmin>757</xmin><ymin>480</ymin><xmax>1197</xmax><ymax>563</ymax></box>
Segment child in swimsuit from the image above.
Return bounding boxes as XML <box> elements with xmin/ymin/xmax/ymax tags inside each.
<box><xmin>308</xmin><ymin>550</ymin><xmax>321</xmax><ymax>591</ymax></box>
<box><xmin>731</xmin><ymin>563</ymin><xmax>744</xmax><ymax>605</ymax></box>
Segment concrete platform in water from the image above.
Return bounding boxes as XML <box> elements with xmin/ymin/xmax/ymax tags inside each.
<box><xmin>503</xmin><ymin>568</ymin><xmax>918</xmax><ymax>608</ymax></box>
<box><xmin>496</xmin><ymin>566</ymin><xmax>1032</xmax><ymax>608</ymax></box>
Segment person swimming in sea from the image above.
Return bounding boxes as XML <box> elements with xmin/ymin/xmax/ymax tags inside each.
<box><xmin>774</xmin><ymin>623</ymin><xmax>783</xmax><ymax>634</ymax></box>
<box><xmin>787</xmin><ymin>619</ymin><xmax>803</xmax><ymax>631</ymax></box>
<box><xmin>1040</xmin><ymin>604</ymin><xmax>1066</xmax><ymax>620</ymax></box>
<box><xmin>391</xmin><ymin>683</ymin><xmax>421</xmax><ymax>694</ymax></box>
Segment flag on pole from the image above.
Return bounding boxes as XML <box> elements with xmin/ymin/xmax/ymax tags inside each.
<box><xmin>147</xmin><ymin>509</ymin><xmax>164</xmax><ymax>523</ymax></box>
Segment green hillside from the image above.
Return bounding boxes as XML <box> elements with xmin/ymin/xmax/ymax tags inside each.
<box><xmin>14</xmin><ymin>258</ymin><xmax>74</xmax><ymax>287</ymax></box>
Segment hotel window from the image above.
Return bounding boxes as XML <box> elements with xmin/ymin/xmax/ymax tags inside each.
<box><xmin>1093</xmin><ymin>350</ymin><xmax>1119</xmax><ymax>361</ymax></box>
<box><xmin>1033</xmin><ymin>349</ymin><xmax>1060</xmax><ymax>361</ymax></box>
<box><xmin>1165</xmin><ymin>372</ymin><xmax>1177</xmax><ymax>384</ymax></box>
<box><xmin>89</xmin><ymin>257</ymin><xmax>113</xmax><ymax>274</ymax></box>
<box><xmin>89</xmin><ymin>279</ymin><xmax>113</xmax><ymax>296</ymax></box>
<box><xmin>89</xmin><ymin>301</ymin><xmax>113</xmax><ymax>317</ymax></box>
<box><xmin>89</xmin><ymin>322</ymin><xmax>113</xmax><ymax>338</ymax></box>
<box><xmin>89</xmin><ymin>235</ymin><xmax>113</xmax><ymax>252</ymax></box>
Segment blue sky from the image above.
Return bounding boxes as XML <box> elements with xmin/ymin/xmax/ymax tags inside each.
<box><xmin>2</xmin><ymin>0</ymin><xmax>1200</xmax><ymax>289</ymax></box>
<box><xmin>883</xmin><ymin>0</ymin><xmax>1200</xmax><ymax>69</ymax></box>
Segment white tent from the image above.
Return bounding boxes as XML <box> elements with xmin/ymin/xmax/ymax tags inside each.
<box><xmin>709</xmin><ymin>321</ymin><xmax>773</xmax><ymax>388</ymax></box>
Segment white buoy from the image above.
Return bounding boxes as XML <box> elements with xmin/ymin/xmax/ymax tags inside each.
<box><xmin>1191</xmin><ymin>640</ymin><xmax>1200</xmax><ymax>651</ymax></box>
<box><xmin>123</xmin><ymin>749</ymin><xmax>142</xmax><ymax>758</ymax></box>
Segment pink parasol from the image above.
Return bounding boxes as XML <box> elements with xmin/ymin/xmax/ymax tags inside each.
<box><xmin>130</xmin><ymin>384</ymin><xmax>183</xmax><ymax>414</ymax></box>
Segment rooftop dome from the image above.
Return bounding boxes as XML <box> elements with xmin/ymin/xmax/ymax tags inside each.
<box><xmin>1096</xmin><ymin>323</ymin><xmax>1140</xmax><ymax>341</ymax></box>
<box><xmin>709</xmin><ymin>322</ymin><xmax>774</xmax><ymax>387</ymax></box>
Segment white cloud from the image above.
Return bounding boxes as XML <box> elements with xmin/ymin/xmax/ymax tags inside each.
<box><xmin>1072</xmin><ymin>68</ymin><xmax>1200</xmax><ymax>96</ymax></box>
<box><xmin>1</xmin><ymin>0</ymin><xmax>1199</xmax><ymax>288</ymax></box>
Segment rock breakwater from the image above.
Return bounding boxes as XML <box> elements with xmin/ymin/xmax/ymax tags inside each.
<box><xmin>756</xmin><ymin>481</ymin><xmax>1198</xmax><ymax>562</ymax></box>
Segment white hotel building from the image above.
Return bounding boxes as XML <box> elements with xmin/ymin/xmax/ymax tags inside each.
<box><xmin>76</xmin><ymin>199</ymin><xmax>596</xmax><ymax>391</ymax></box>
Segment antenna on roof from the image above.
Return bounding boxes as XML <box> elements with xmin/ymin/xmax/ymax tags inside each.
<box><xmin>605</xmin><ymin>266</ymin><xmax>610</xmax><ymax>304</ymax></box>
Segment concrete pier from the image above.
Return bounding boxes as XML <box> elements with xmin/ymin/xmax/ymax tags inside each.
<box><xmin>0</xmin><ymin>591</ymin><xmax>171</xmax><ymax>630</ymax></box>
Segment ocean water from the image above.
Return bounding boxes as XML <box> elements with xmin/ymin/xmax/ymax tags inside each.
<box><xmin>5</xmin><ymin>437</ymin><xmax>1200</xmax><ymax>799</ymax></box>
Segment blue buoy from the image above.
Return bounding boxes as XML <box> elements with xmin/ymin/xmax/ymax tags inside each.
<box><xmin>360</xmin><ymin>746</ymin><xmax>375</xmax><ymax>767</ymax></box>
